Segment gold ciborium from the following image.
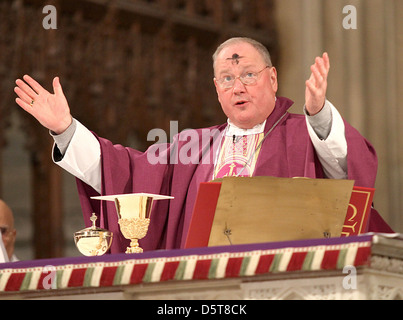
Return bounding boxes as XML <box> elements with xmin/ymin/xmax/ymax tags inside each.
<box><xmin>74</xmin><ymin>213</ymin><xmax>113</xmax><ymax>256</ymax></box>
<box><xmin>92</xmin><ymin>193</ymin><xmax>173</xmax><ymax>254</ymax></box>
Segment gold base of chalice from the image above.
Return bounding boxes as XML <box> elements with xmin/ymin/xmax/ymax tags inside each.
<box><xmin>118</xmin><ymin>218</ymin><xmax>150</xmax><ymax>254</ymax></box>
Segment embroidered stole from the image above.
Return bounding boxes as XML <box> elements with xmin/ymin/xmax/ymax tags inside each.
<box><xmin>214</xmin><ymin>133</ymin><xmax>264</xmax><ymax>178</ymax></box>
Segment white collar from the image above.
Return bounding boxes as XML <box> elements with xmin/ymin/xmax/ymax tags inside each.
<box><xmin>225</xmin><ymin>119</ymin><xmax>266</xmax><ymax>136</ymax></box>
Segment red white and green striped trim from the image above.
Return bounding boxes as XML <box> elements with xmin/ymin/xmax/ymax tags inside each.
<box><xmin>0</xmin><ymin>240</ymin><xmax>372</xmax><ymax>293</ymax></box>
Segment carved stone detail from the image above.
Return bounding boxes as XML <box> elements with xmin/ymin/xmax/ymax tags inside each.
<box><xmin>370</xmin><ymin>255</ymin><xmax>403</xmax><ymax>275</ymax></box>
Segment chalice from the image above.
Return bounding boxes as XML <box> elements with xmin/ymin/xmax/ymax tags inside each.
<box><xmin>92</xmin><ymin>193</ymin><xmax>173</xmax><ymax>254</ymax></box>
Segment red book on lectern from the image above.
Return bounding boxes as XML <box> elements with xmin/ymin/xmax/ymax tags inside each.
<box><xmin>341</xmin><ymin>186</ymin><xmax>375</xmax><ymax>237</ymax></box>
<box><xmin>184</xmin><ymin>182</ymin><xmax>375</xmax><ymax>248</ymax></box>
<box><xmin>184</xmin><ymin>182</ymin><xmax>222</xmax><ymax>249</ymax></box>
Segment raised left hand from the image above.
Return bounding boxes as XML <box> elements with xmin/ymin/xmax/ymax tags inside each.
<box><xmin>305</xmin><ymin>52</ymin><xmax>330</xmax><ymax>115</ymax></box>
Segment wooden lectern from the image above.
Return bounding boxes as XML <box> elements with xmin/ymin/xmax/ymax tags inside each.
<box><xmin>184</xmin><ymin>177</ymin><xmax>374</xmax><ymax>248</ymax></box>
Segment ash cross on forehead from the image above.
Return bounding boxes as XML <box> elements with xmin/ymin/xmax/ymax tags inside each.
<box><xmin>227</xmin><ymin>53</ymin><xmax>244</xmax><ymax>65</ymax></box>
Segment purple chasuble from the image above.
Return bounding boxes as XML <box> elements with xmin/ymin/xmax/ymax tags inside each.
<box><xmin>76</xmin><ymin>96</ymin><xmax>393</xmax><ymax>254</ymax></box>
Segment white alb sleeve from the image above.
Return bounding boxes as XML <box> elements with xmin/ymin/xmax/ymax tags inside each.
<box><xmin>52</xmin><ymin>120</ymin><xmax>102</xmax><ymax>193</ymax></box>
<box><xmin>305</xmin><ymin>100</ymin><xmax>348</xmax><ymax>179</ymax></box>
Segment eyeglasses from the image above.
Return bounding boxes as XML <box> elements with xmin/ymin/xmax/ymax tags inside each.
<box><xmin>215</xmin><ymin>66</ymin><xmax>271</xmax><ymax>89</ymax></box>
<box><xmin>0</xmin><ymin>226</ymin><xmax>11</xmax><ymax>236</ymax></box>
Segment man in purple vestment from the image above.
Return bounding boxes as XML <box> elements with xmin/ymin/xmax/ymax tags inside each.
<box><xmin>14</xmin><ymin>37</ymin><xmax>393</xmax><ymax>254</ymax></box>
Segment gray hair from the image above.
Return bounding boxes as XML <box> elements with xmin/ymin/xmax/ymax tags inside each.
<box><xmin>212</xmin><ymin>37</ymin><xmax>273</xmax><ymax>73</ymax></box>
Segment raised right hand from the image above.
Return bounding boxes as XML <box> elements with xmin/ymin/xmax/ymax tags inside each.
<box><xmin>15</xmin><ymin>75</ymin><xmax>72</xmax><ymax>135</ymax></box>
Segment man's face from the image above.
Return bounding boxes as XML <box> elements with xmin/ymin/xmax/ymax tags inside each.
<box><xmin>214</xmin><ymin>42</ymin><xmax>278</xmax><ymax>129</ymax></box>
<box><xmin>0</xmin><ymin>207</ymin><xmax>16</xmax><ymax>260</ymax></box>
